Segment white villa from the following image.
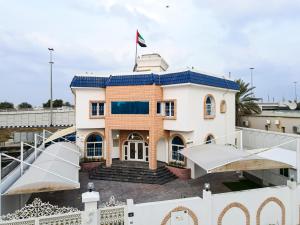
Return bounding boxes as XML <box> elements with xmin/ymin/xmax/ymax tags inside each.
<box><xmin>70</xmin><ymin>69</ymin><xmax>238</xmax><ymax>178</ymax></box>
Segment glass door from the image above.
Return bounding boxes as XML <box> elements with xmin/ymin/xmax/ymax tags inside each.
<box><xmin>137</xmin><ymin>142</ymin><xmax>144</xmax><ymax>160</ymax></box>
<box><xmin>129</xmin><ymin>142</ymin><xmax>136</xmax><ymax>160</ymax></box>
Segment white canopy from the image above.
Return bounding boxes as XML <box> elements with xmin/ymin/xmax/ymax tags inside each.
<box><xmin>5</xmin><ymin>142</ymin><xmax>80</xmax><ymax>195</ymax></box>
<box><xmin>180</xmin><ymin>144</ymin><xmax>293</xmax><ymax>173</ymax></box>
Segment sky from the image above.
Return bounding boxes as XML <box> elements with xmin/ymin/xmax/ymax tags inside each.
<box><xmin>0</xmin><ymin>0</ymin><xmax>300</xmax><ymax>106</ymax></box>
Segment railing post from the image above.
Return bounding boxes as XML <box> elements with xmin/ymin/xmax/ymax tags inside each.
<box><xmin>0</xmin><ymin>153</ymin><xmax>2</xmax><ymax>216</ymax></box>
<box><xmin>20</xmin><ymin>142</ymin><xmax>24</xmax><ymax>175</ymax></box>
<box><xmin>240</xmin><ymin>129</ymin><xmax>243</xmax><ymax>150</ymax></box>
<box><xmin>34</xmin><ymin>133</ymin><xmax>37</xmax><ymax>160</ymax></box>
<box><xmin>297</xmin><ymin>138</ymin><xmax>300</xmax><ymax>183</ymax></box>
<box><xmin>42</xmin><ymin>130</ymin><xmax>46</xmax><ymax>149</ymax></box>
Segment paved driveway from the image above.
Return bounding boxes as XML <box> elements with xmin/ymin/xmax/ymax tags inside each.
<box><xmin>28</xmin><ymin>171</ymin><xmax>246</xmax><ymax>210</ymax></box>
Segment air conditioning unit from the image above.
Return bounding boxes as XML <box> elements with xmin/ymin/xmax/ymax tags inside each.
<box><xmin>266</xmin><ymin>120</ymin><xmax>271</xmax><ymax>125</ymax></box>
<box><xmin>293</xmin><ymin>126</ymin><xmax>300</xmax><ymax>134</ymax></box>
<box><xmin>243</xmin><ymin>120</ymin><xmax>249</xmax><ymax>127</ymax></box>
<box><xmin>274</xmin><ymin>120</ymin><xmax>280</xmax><ymax>126</ymax></box>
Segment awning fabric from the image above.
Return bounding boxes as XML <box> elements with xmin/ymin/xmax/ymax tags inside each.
<box><xmin>5</xmin><ymin>142</ymin><xmax>80</xmax><ymax>195</ymax></box>
<box><xmin>180</xmin><ymin>144</ymin><xmax>293</xmax><ymax>173</ymax></box>
<box><xmin>45</xmin><ymin>126</ymin><xmax>76</xmax><ymax>144</ymax></box>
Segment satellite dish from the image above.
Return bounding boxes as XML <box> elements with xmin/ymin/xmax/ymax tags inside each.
<box><xmin>287</xmin><ymin>101</ymin><xmax>297</xmax><ymax>110</ymax></box>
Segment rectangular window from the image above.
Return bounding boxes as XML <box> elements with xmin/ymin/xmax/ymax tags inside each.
<box><xmin>99</xmin><ymin>103</ymin><xmax>105</xmax><ymax>115</ymax></box>
<box><xmin>280</xmin><ymin>168</ymin><xmax>289</xmax><ymax>177</ymax></box>
<box><xmin>157</xmin><ymin>102</ymin><xmax>161</xmax><ymax>114</ymax></box>
<box><xmin>91</xmin><ymin>103</ymin><xmax>98</xmax><ymax>116</ymax></box>
<box><xmin>90</xmin><ymin>101</ymin><xmax>105</xmax><ymax>117</ymax></box>
<box><xmin>165</xmin><ymin>101</ymin><xmax>175</xmax><ymax>117</ymax></box>
<box><xmin>111</xmin><ymin>101</ymin><xmax>149</xmax><ymax>114</ymax></box>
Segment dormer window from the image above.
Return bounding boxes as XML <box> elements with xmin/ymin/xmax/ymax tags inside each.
<box><xmin>204</xmin><ymin>95</ymin><xmax>215</xmax><ymax>119</ymax></box>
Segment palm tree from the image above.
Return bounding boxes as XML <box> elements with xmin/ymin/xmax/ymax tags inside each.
<box><xmin>235</xmin><ymin>79</ymin><xmax>261</xmax><ymax>125</ymax></box>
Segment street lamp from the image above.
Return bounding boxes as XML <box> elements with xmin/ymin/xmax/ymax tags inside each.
<box><xmin>294</xmin><ymin>81</ymin><xmax>298</xmax><ymax>103</ymax></box>
<box><xmin>48</xmin><ymin>48</ymin><xmax>54</xmax><ymax>127</ymax></box>
<box><xmin>250</xmin><ymin>67</ymin><xmax>255</xmax><ymax>96</ymax></box>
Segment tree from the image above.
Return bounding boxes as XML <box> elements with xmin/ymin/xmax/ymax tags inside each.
<box><xmin>43</xmin><ymin>99</ymin><xmax>64</xmax><ymax>108</ymax></box>
<box><xmin>18</xmin><ymin>102</ymin><xmax>32</xmax><ymax>109</ymax></box>
<box><xmin>63</xmin><ymin>101</ymin><xmax>72</xmax><ymax>107</ymax></box>
<box><xmin>235</xmin><ymin>79</ymin><xmax>261</xmax><ymax>125</ymax></box>
<box><xmin>0</xmin><ymin>101</ymin><xmax>14</xmax><ymax>110</ymax></box>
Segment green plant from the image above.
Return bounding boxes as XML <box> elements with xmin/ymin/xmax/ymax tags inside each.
<box><xmin>18</xmin><ymin>102</ymin><xmax>32</xmax><ymax>109</ymax></box>
<box><xmin>235</xmin><ymin>79</ymin><xmax>261</xmax><ymax>125</ymax></box>
<box><xmin>168</xmin><ymin>161</ymin><xmax>185</xmax><ymax>168</ymax></box>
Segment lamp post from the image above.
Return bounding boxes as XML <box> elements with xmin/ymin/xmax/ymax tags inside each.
<box><xmin>294</xmin><ymin>81</ymin><xmax>298</xmax><ymax>103</ymax></box>
<box><xmin>250</xmin><ymin>67</ymin><xmax>254</xmax><ymax>96</ymax></box>
<box><xmin>48</xmin><ymin>48</ymin><xmax>54</xmax><ymax>127</ymax></box>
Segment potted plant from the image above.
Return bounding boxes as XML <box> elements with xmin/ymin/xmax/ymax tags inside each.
<box><xmin>166</xmin><ymin>160</ymin><xmax>191</xmax><ymax>180</ymax></box>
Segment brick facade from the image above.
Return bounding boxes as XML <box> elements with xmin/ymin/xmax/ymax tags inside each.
<box><xmin>104</xmin><ymin>85</ymin><xmax>166</xmax><ymax>170</ymax></box>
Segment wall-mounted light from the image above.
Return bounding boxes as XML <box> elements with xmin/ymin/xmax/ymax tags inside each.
<box><xmin>146</xmin><ymin>136</ymin><xmax>149</xmax><ymax>140</ymax></box>
<box><xmin>204</xmin><ymin>183</ymin><xmax>210</xmax><ymax>191</ymax></box>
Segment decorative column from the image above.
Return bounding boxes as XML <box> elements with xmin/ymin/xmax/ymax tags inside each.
<box><xmin>149</xmin><ymin>129</ymin><xmax>157</xmax><ymax>170</ymax></box>
<box><xmin>105</xmin><ymin>128</ymin><xmax>112</xmax><ymax>167</ymax></box>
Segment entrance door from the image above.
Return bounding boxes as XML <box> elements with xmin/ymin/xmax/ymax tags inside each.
<box><xmin>128</xmin><ymin>141</ymin><xmax>144</xmax><ymax>161</ymax></box>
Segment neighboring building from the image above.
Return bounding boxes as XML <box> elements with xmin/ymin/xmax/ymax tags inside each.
<box><xmin>70</xmin><ymin>69</ymin><xmax>239</xmax><ymax>177</ymax></box>
<box><xmin>241</xmin><ymin>102</ymin><xmax>300</xmax><ymax>135</ymax></box>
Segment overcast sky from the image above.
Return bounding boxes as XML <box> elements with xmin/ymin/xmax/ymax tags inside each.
<box><xmin>0</xmin><ymin>0</ymin><xmax>299</xmax><ymax>106</ymax></box>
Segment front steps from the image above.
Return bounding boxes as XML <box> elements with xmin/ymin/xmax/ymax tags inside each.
<box><xmin>89</xmin><ymin>160</ymin><xmax>177</xmax><ymax>184</ymax></box>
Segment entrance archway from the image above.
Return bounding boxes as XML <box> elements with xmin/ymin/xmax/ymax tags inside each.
<box><xmin>123</xmin><ymin>132</ymin><xmax>149</xmax><ymax>162</ymax></box>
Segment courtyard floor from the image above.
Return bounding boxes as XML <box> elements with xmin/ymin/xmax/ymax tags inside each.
<box><xmin>28</xmin><ymin>171</ymin><xmax>261</xmax><ymax>210</ymax></box>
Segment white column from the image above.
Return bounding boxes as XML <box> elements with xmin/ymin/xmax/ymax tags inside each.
<box><xmin>287</xmin><ymin>180</ymin><xmax>297</xmax><ymax>225</ymax></box>
<box><xmin>127</xmin><ymin>199</ymin><xmax>135</xmax><ymax>225</ymax></box>
<box><xmin>297</xmin><ymin>138</ymin><xmax>300</xmax><ymax>183</ymax></box>
<box><xmin>202</xmin><ymin>188</ymin><xmax>213</xmax><ymax>225</ymax></box>
<box><xmin>82</xmin><ymin>191</ymin><xmax>100</xmax><ymax>225</ymax></box>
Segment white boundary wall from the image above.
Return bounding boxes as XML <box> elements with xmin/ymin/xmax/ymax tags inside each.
<box><xmin>2</xmin><ymin>182</ymin><xmax>300</xmax><ymax>225</ymax></box>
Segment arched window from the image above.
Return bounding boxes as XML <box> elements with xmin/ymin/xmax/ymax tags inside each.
<box><xmin>86</xmin><ymin>133</ymin><xmax>103</xmax><ymax>157</ymax></box>
<box><xmin>205</xmin><ymin>134</ymin><xmax>215</xmax><ymax>144</ymax></box>
<box><xmin>171</xmin><ymin>136</ymin><xmax>185</xmax><ymax>162</ymax></box>
<box><xmin>204</xmin><ymin>95</ymin><xmax>216</xmax><ymax>118</ymax></box>
<box><xmin>220</xmin><ymin>100</ymin><xmax>226</xmax><ymax>113</ymax></box>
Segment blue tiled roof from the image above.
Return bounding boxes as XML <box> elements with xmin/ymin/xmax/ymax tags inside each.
<box><xmin>70</xmin><ymin>70</ymin><xmax>239</xmax><ymax>90</ymax></box>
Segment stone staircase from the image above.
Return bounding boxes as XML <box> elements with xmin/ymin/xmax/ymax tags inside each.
<box><xmin>89</xmin><ymin>160</ymin><xmax>177</xmax><ymax>184</ymax></box>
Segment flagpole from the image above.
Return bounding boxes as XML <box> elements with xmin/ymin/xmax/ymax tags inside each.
<box><xmin>135</xmin><ymin>30</ymin><xmax>138</xmax><ymax>68</ymax></box>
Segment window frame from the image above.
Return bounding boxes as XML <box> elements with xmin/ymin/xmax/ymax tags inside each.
<box><xmin>204</xmin><ymin>94</ymin><xmax>216</xmax><ymax>119</ymax></box>
<box><xmin>171</xmin><ymin>136</ymin><xmax>185</xmax><ymax>163</ymax></box>
<box><xmin>158</xmin><ymin>100</ymin><xmax>176</xmax><ymax>119</ymax></box>
<box><xmin>85</xmin><ymin>133</ymin><xmax>104</xmax><ymax>158</ymax></box>
<box><xmin>111</xmin><ymin>101</ymin><xmax>150</xmax><ymax>115</ymax></box>
<box><xmin>89</xmin><ymin>101</ymin><xmax>105</xmax><ymax>119</ymax></box>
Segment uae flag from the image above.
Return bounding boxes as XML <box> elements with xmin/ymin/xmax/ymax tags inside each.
<box><xmin>136</xmin><ymin>30</ymin><xmax>147</xmax><ymax>47</ymax></box>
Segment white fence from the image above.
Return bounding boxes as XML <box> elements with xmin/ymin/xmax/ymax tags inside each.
<box><xmin>0</xmin><ymin>108</ymin><xmax>74</xmax><ymax>128</ymax></box>
<box><xmin>1</xmin><ymin>181</ymin><xmax>300</xmax><ymax>225</ymax></box>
